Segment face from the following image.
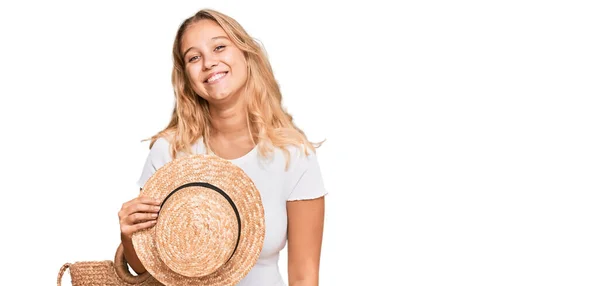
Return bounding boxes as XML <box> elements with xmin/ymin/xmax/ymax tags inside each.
<box><xmin>181</xmin><ymin>20</ymin><xmax>248</xmax><ymax>104</ymax></box>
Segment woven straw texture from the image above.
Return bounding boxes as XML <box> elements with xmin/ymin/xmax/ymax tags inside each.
<box><xmin>57</xmin><ymin>244</ymin><xmax>163</xmax><ymax>286</ymax></box>
<box><xmin>132</xmin><ymin>154</ymin><xmax>265</xmax><ymax>286</ymax></box>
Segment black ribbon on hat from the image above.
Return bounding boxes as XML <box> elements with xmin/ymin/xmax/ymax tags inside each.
<box><xmin>158</xmin><ymin>182</ymin><xmax>242</xmax><ymax>263</ymax></box>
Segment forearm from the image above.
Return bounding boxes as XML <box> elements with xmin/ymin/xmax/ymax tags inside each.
<box><xmin>289</xmin><ymin>276</ymin><xmax>318</xmax><ymax>286</ymax></box>
<box><xmin>287</xmin><ymin>197</ymin><xmax>324</xmax><ymax>286</ymax></box>
<box><xmin>289</xmin><ymin>270</ymin><xmax>318</xmax><ymax>286</ymax></box>
<box><xmin>121</xmin><ymin>233</ymin><xmax>147</xmax><ymax>275</ymax></box>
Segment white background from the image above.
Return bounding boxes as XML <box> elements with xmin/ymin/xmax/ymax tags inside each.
<box><xmin>0</xmin><ymin>0</ymin><xmax>599</xmax><ymax>285</ymax></box>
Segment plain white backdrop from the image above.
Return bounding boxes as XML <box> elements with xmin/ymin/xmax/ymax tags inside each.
<box><xmin>0</xmin><ymin>0</ymin><xmax>599</xmax><ymax>285</ymax></box>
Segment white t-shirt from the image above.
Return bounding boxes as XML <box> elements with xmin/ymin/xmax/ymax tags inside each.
<box><xmin>136</xmin><ymin>137</ymin><xmax>328</xmax><ymax>286</ymax></box>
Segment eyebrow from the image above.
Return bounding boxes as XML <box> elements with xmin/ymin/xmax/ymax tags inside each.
<box><xmin>182</xmin><ymin>36</ymin><xmax>230</xmax><ymax>58</ymax></box>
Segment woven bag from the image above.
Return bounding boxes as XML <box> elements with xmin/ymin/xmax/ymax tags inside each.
<box><xmin>57</xmin><ymin>243</ymin><xmax>163</xmax><ymax>286</ymax></box>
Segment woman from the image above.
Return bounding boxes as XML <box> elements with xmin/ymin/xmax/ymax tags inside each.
<box><xmin>117</xmin><ymin>9</ymin><xmax>327</xmax><ymax>286</ymax></box>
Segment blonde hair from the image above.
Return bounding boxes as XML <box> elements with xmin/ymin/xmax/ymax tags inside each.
<box><xmin>144</xmin><ymin>9</ymin><xmax>321</xmax><ymax>168</ymax></box>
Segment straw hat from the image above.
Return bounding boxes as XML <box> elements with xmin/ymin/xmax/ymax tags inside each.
<box><xmin>131</xmin><ymin>154</ymin><xmax>265</xmax><ymax>286</ymax></box>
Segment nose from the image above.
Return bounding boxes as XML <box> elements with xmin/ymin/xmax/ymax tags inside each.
<box><xmin>202</xmin><ymin>54</ymin><xmax>218</xmax><ymax>71</ymax></box>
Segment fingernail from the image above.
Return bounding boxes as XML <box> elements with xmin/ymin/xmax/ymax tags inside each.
<box><xmin>152</xmin><ymin>213</ymin><xmax>158</xmax><ymax>218</ymax></box>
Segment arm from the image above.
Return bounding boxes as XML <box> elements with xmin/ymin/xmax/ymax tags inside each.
<box><xmin>122</xmin><ymin>232</ymin><xmax>146</xmax><ymax>275</ymax></box>
<box><xmin>124</xmin><ymin>137</ymin><xmax>170</xmax><ymax>274</ymax></box>
<box><xmin>287</xmin><ymin>196</ymin><xmax>325</xmax><ymax>286</ymax></box>
<box><xmin>121</xmin><ymin>188</ymin><xmax>147</xmax><ymax>274</ymax></box>
<box><xmin>119</xmin><ymin>188</ymin><xmax>161</xmax><ymax>275</ymax></box>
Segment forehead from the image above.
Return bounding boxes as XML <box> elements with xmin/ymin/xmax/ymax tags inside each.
<box><xmin>181</xmin><ymin>20</ymin><xmax>229</xmax><ymax>49</ymax></box>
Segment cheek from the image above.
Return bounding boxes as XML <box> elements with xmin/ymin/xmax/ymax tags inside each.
<box><xmin>222</xmin><ymin>50</ymin><xmax>245</xmax><ymax>69</ymax></box>
<box><xmin>186</xmin><ymin>65</ymin><xmax>204</xmax><ymax>89</ymax></box>
<box><xmin>230</xmin><ymin>52</ymin><xmax>248</xmax><ymax>81</ymax></box>
<box><xmin>184</xmin><ymin>75</ymin><xmax>206</xmax><ymax>99</ymax></box>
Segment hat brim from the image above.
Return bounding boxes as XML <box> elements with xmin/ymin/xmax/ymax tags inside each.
<box><xmin>132</xmin><ymin>154</ymin><xmax>265</xmax><ymax>286</ymax></box>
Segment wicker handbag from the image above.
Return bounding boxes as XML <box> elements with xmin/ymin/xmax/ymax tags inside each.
<box><xmin>57</xmin><ymin>243</ymin><xmax>163</xmax><ymax>286</ymax></box>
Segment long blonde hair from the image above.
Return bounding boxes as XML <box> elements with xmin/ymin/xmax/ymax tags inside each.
<box><xmin>144</xmin><ymin>9</ymin><xmax>321</xmax><ymax>168</ymax></box>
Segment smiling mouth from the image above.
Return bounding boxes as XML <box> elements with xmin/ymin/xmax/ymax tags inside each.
<box><xmin>205</xmin><ymin>72</ymin><xmax>228</xmax><ymax>84</ymax></box>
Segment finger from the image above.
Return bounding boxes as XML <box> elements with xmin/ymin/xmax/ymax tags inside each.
<box><xmin>136</xmin><ymin>196</ymin><xmax>162</xmax><ymax>206</ymax></box>
<box><xmin>120</xmin><ymin>220</ymin><xmax>156</xmax><ymax>238</ymax></box>
<box><xmin>128</xmin><ymin>212</ymin><xmax>159</xmax><ymax>224</ymax></box>
<box><xmin>130</xmin><ymin>203</ymin><xmax>161</xmax><ymax>214</ymax></box>
<box><xmin>120</xmin><ymin>198</ymin><xmax>137</xmax><ymax>211</ymax></box>
<box><xmin>132</xmin><ymin>220</ymin><xmax>157</xmax><ymax>233</ymax></box>
<box><xmin>121</xmin><ymin>196</ymin><xmax>156</xmax><ymax>212</ymax></box>
<box><xmin>118</xmin><ymin>200</ymin><xmax>138</xmax><ymax>219</ymax></box>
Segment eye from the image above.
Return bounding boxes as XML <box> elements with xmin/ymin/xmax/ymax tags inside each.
<box><xmin>188</xmin><ymin>55</ymin><xmax>200</xmax><ymax>63</ymax></box>
<box><xmin>215</xmin><ymin>45</ymin><xmax>226</xmax><ymax>51</ymax></box>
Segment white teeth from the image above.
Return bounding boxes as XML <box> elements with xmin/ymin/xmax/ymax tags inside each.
<box><xmin>207</xmin><ymin>72</ymin><xmax>226</xmax><ymax>83</ymax></box>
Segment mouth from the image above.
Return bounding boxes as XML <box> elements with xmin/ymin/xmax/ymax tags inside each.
<box><xmin>204</xmin><ymin>71</ymin><xmax>228</xmax><ymax>84</ymax></box>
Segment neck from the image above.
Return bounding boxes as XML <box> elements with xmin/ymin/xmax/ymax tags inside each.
<box><xmin>209</xmin><ymin>97</ymin><xmax>249</xmax><ymax>141</ymax></box>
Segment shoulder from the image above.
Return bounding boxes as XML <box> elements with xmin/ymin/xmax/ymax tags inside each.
<box><xmin>147</xmin><ymin>136</ymin><xmax>174</xmax><ymax>168</ymax></box>
<box><xmin>279</xmin><ymin>143</ymin><xmax>319</xmax><ymax>173</ymax></box>
<box><xmin>149</xmin><ymin>136</ymin><xmax>171</xmax><ymax>156</ymax></box>
<box><xmin>137</xmin><ymin>136</ymin><xmax>174</xmax><ymax>188</ymax></box>
<box><xmin>150</xmin><ymin>136</ymin><xmax>170</xmax><ymax>152</ymax></box>
<box><xmin>281</xmin><ymin>144</ymin><xmax>327</xmax><ymax>201</ymax></box>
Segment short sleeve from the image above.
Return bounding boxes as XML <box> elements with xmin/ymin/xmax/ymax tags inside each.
<box><xmin>136</xmin><ymin>137</ymin><xmax>173</xmax><ymax>189</ymax></box>
<box><xmin>287</xmin><ymin>149</ymin><xmax>328</xmax><ymax>201</ymax></box>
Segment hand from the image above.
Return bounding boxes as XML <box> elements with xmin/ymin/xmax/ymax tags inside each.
<box><xmin>118</xmin><ymin>196</ymin><xmax>162</xmax><ymax>240</ymax></box>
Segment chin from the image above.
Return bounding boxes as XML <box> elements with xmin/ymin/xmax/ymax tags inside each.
<box><xmin>213</xmin><ymin>91</ymin><xmax>232</xmax><ymax>100</ymax></box>
<box><xmin>216</xmin><ymin>87</ymin><xmax>245</xmax><ymax>101</ymax></box>
<box><xmin>201</xmin><ymin>91</ymin><xmax>231</xmax><ymax>103</ymax></box>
